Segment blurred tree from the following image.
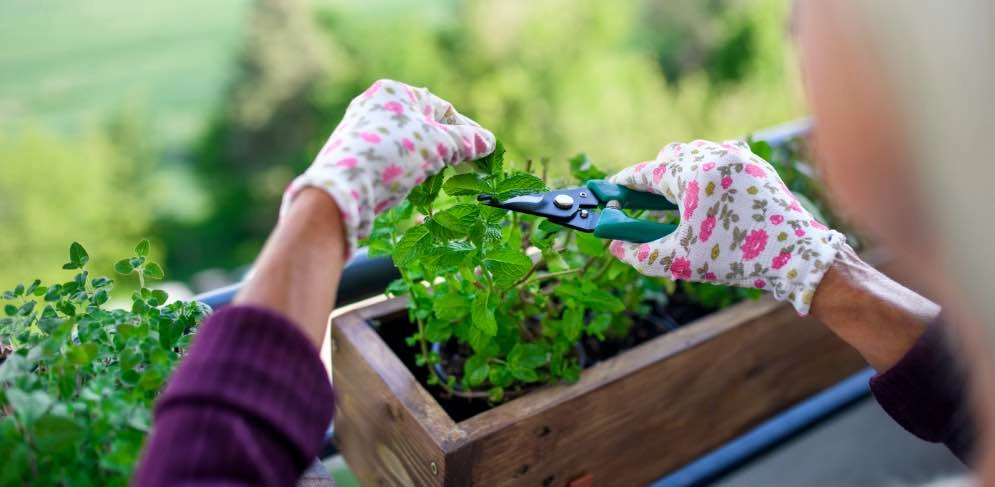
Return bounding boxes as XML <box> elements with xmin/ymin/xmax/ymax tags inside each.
<box><xmin>166</xmin><ymin>0</ymin><xmax>803</xmax><ymax>281</ymax></box>
<box><xmin>0</xmin><ymin>126</ymin><xmax>150</xmax><ymax>291</ymax></box>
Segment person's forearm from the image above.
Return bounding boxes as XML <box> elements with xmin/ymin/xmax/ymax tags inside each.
<box><xmin>234</xmin><ymin>189</ymin><xmax>347</xmax><ymax>346</ymax></box>
<box><xmin>811</xmin><ymin>244</ymin><xmax>940</xmax><ymax>371</ymax></box>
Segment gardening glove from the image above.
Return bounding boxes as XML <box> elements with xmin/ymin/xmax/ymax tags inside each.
<box><xmin>280</xmin><ymin>79</ymin><xmax>496</xmax><ymax>258</ymax></box>
<box><xmin>608</xmin><ymin>140</ymin><xmax>845</xmax><ymax>315</ymax></box>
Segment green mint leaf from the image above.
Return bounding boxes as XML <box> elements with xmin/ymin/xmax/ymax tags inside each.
<box><xmin>433</xmin><ymin>293</ymin><xmax>470</xmax><ymax>321</ymax></box>
<box><xmin>482</xmin><ymin>248</ymin><xmax>532</xmax><ymax>288</ymax></box>
<box><xmin>560</xmin><ymin>306</ymin><xmax>584</xmax><ymax>342</ymax></box>
<box><xmin>747</xmin><ymin>138</ymin><xmax>774</xmax><ymax>163</ymax></box>
<box><xmin>143</xmin><ymin>263</ymin><xmax>165</xmax><ymax>280</ymax></box>
<box><xmin>470</xmin><ymin>293</ymin><xmax>497</xmax><ymax>337</ymax></box>
<box><xmin>574</xmin><ymin>232</ymin><xmax>605</xmax><ymax>256</ymax></box>
<box><xmin>464</xmin><ymin>355</ymin><xmax>490</xmax><ymax>387</ymax></box>
<box><xmin>488</xmin><ymin>387</ymin><xmax>505</xmax><ymax>402</ymax></box>
<box><xmin>3</xmin><ymin>304</ymin><xmax>16</xmax><ymax>316</ymax></box>
<box><xmin>508</xmin><ymin>343</ymin><xmax>547</xmax><ymax>370</ymax></box>
<box><xmin>443</xmin><ymin>173</ymin><xmax>491</xmax><ymax>196</ymax></box>
<box><xmin>509</xmin><ymin>366</ymin><xmax>539</xmax><ymax>383</ymax></box>
<box><xmin>537</xmin><ymin>219</ymin><xmax>563</xmax><ymax>234</ymax></box>
<box><xmin>562</xmin><ymin>364</ymin><xmax>581</xmax><ymax>383</ymax></box>
<box><xmin>408</xmin><ymin>170</ymin><xmax>446</xmax><ymax>213</ymax></box>
<box><xmin>433</xmin><ymin>241</ymin><xmax>475</xmax><ymax>269</ymax></box>
<box><xmin>569</xmin><ymin>153</ymin><xmax>607</xmax><ymax>181</ymax></box>
<box><xmin>474</xmin><ymin>139</ymin><xmax>504</xmax><ymax>175</ymax></box>
<box><xmin>587</xmin><ymin>313</ymin><xmax>613</xmax><ymax>338</ymax></box>
<box><xmin>556</xmin><ymin>282</ymin><xmax>624</xmax><ymax>312</ymax></box>
<box><xmin>69</xmin><ymin>242</ymin><xmax>89</xmax><ymax>268</ymax></box>
<box><xmin>135</xmin><ymin>239</ymin><xmax>151</xmax><ymax>257</ymax></box>
<box><xmin>114</xmin><ymin>259</ymin><xmax>134</xmax><ymax>275</ymax></box>
<box><xmin>432</xmin><ymin>204</ymin><xmax>479</xmax><ymax>235</ymax></box>
<box><xmin>393</xmin><ymin>225</ymin><xmax>433</xmax><ymax>267</ymax></box>
<box><xmin>495</xmin><ymin>172</ymin><xmax>547</xmax><ymax>199</ymax></box>
<box><xmin>424</xmin><ymin>319</ymin><xmax>453</xmax><ymax>343</ymax></box>
<box><xmin>488</xmin><ymin>365</ymin><xmax>513</xmax><ymax>388</ymax></box>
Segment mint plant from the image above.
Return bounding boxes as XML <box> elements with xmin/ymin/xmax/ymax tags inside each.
<box><xmin>0</xmin><ymin>241</ymin><xmax>209</xmax><ymax>485</ymax></box>
<box><xmin>365</xmin><ymin>136</ymin><xmax>841</xmax><ymax>403</ymax></box>
<box><xmin>364</xmin><ymin>143</ymin><xmax>674</xmax><ymax>402</ymax></box>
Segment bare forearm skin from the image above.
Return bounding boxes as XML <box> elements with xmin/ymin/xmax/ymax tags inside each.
<box><xmin>810</xmin><ymin>244</ymin><xmax>941</xmax><ymax>371</ymax></box>
<box><xmin>234</xmin><ymin>189</ymin><xmax>347</xmax><ymax>347</ymax></box>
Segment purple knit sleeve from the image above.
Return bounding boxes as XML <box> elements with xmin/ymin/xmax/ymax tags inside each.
<box><xmin>869</xmin><ymin>318</ymin><xmax>975</xmax><ymax>463</ymax></box>
<box><xmin>134</xmin><ymin>305</ymin><xmax>335</xmax><ymax>485</ymax></box>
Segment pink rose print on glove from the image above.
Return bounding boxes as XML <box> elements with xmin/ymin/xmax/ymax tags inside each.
<box><xmin>795</xmin><ymin>228</ymin><xmax>806</xmax><ymax>237</ymax></box>
<box><xmin>381</xmin><ymin>165</ymin><xmax>403</xmax><ymax>184</ymax></box>
<box><xmin>374</xmin><ymin>200</ymin><xmax>392</xmax><ymax>213</ymax></box>
<box><xmin>700</xmin><ymin>215</ymin><xmax>716</xmax><ymax>242</ymax></box>
<box><xmin>705</xmin><ymin>272</ymin><xmax>717</xmax><ymax>281</ymax></box>
<box><xmin>336</xmin><ymin>157</ymin><xmax>358</xmax><ymax>169</ymax></box>
<box><xmin>788</xmin><ymin>200</ymin><xmax>803</xmax><ymax>212</ymax></box>
<box><xmin>653</xmin><ymin>163</ymin><xmax>668</xmax><ymax>183</ymax></box>
<box><xmin>744</xmin><ymin>163</ymin><xmax>766</xmax><ymax>178</ymax></box>
<box><xmin>769</xmin><ymin>214</ymin><xmax>784</xmax><ymax>225</ymax></box>
<box><xmin>384</xmin><ymin>100</ymin><xmax>404</xmax><ymax>114</ymax></box>
<box><xmin>402</xmin><ymin>138</ymin><xmax>415</xmax><ymax>151</ymax></box>
<box><xmin>811</xmin><ymin>219</ymin><xmax>828</xmax><ymax>230</ymax></box>
<box><xmin>721</xmin><ymin>176</ymin><xmax>733</xmax><ymax>189</ymax></box>
<box><xmin>741</xmin><ymin>229</ymin><xmax>769</xmax><ymax>261</ymax></box>
<box><xmin>670</xmin><ymin>257</ymin><xmax>693</xmax><ymax>280</ymax></box>
<box><xmin>703</xmin><ymin>162</ymin><xmax>716</xmax><ymax>172</ymax></box>
<box><xmin>637</xmin><ymin>244</ymin><xmax>651</xmax><ymax>262</ymax></box>
<box><xmin>359</xmin><ymin>132</ymin><xmax>381</xmax><ymax>144</ymax></box>
<box><xmin>633</xmin><ymin>162</ymin><xmax>649</xmax><ymax>173</ymax></box>
<box><xmin>610</xmin><ymin>240</ymin><xmax>626</xmax><ymax>259</ymax></box>
<box><xmin>437</xmin><ymin>143</ymin><xmax>449</xmax><ymax>159</ymax></box>
<box><xmin>323</xmin><ymin>138</ymin><xmax>343</xmax><ymax>154</ymax></box>
<box><xmin>473</xmin><ymin>133</ymin><xmax>489</xmax><ymax>154</ymax></box>
<box><xmin>771</xmin><ymin>252</ymin><xmax>791</xmax><ymax>270</ymax></box>
<box><xmin>754</xmin><ymin>279</ymin><xmax>767</xmax><ymax>289</ymax></box>
<box><xmin>683</xmin><ymin>181</ymin><xmax>700</xmax><ymax>219</ymax></box>
<box><xmin>362</xmin><ymin>81</ymin><xmax>381</xmax><ymax>98</ymax></box>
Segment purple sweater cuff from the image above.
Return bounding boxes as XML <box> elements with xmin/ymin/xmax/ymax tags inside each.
<box><xmin>136</xmin><ymin>305</ymin><xmax>335</xmax><ymax>483</ymax></box>
<box><xmin>869</xmin><ymin>318</ymin><xmax>973</xmax><ymax>461</ymax></box>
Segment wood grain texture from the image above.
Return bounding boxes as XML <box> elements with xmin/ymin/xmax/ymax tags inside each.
<box><xmin>331</xmin><ymin>295</ymin><xmax>867</xmax><ymax>486</ymax></box>
<box><xmin>331</xmin><ymin>298</ymin><xmax>459</xmax><ymax>487</ymax></box>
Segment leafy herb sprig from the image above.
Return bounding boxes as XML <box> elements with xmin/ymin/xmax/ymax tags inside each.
<box><xmin>364</xmin><ymin>143</ymin><xmax>671</xmax><ymax>402</ymax></box>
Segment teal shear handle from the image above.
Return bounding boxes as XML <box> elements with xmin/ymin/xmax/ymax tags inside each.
<box><xmin>587</xmin><ymin>180</ymin><xmax>679</xmax><ymax>243</ymax></box>
<box><xmin>593</xmin><ymin>208</ymin><xmax>678</xmax><ymax>243</ymax></box>
<box><xmin>586</xmin><ymin>180</ymin><xmax>678</xmax><ymax>211</ymax></box>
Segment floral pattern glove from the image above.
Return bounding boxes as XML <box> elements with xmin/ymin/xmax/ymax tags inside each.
<box><xmin>280</xmin><ymin>79</ymin><xmax>496</xmax><ymax>258</ymax></box>
<box><xmin>608</xmin><ymin>140</ymin><xmax>845</xmax><ymax>314</ymax></box>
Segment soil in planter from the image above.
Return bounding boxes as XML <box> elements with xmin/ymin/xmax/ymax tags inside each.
<box><xmin>370</xmin><ymin>287</ymin><xmax>713</xmax><ymax>423</ymax></box>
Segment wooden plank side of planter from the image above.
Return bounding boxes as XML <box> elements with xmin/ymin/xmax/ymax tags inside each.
<box><xmin>332</xmin><ymin>298</ymin><xmax>463</xmax><ymax>487</ymax></box>
<box><xmin>453</xmin><ymin>297</ymin><xmax>867</xmax><ymax>486</ymax></box>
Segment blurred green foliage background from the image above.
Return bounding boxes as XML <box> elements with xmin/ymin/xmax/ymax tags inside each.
<box><xmin>0</xmin><ymin>0</ymin><xmax>803</xmax><ymax>292</ymax></box>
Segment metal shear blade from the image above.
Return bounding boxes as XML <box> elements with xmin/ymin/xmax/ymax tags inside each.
<box><xmin>477</xmin><ymin>187</ymin><xmax>601</xmax><ymax>232</ymax></box>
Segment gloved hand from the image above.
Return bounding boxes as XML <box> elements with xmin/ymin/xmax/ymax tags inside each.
<box><xmin>281</xmin><ymin>79</ymin><xmax>496</xmax><ymax>258</ymax></box>
<box><xmin>608</xmin><ymin>140</ymin><xmax>845</xmax><ymax>314</ymax></box>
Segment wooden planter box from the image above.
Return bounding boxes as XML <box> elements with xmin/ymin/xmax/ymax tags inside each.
<box><xmin>330</xmin><ymin>295</ymin><xmax>866</xmax><ymax>486</ymax></box>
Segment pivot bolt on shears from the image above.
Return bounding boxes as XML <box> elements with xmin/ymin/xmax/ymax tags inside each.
<box><xmin>478</xmin><ymin>180</ymin><xmax>679</xmax><ymax>243</ymax></box>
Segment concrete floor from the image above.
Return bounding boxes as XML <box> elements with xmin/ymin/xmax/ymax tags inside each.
<box><xmin>714</xmin><ymin>398</ymin><xmax>968</xmax><ymax>487</ymax></box>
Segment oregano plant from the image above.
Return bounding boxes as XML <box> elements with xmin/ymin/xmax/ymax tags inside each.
<box><xmin>0</xmin><ymin>241</ymin><xmax>210</xmax><ymax>485</ymax></box>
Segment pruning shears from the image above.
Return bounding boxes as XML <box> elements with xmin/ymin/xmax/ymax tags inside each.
<box><xmin>478</xmin><ymin>180</ymin><xmax>679</xmax><ymax>243</ymax></box>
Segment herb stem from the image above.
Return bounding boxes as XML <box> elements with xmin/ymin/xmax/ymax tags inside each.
<box><xmin>520</xmin><ymin>268</ymin><xmax>583</xmax><ymax>287</ymax></box>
